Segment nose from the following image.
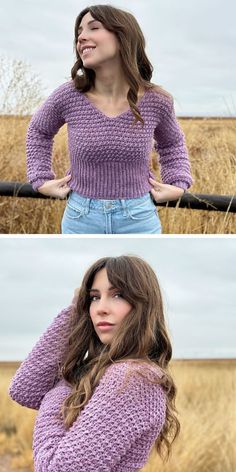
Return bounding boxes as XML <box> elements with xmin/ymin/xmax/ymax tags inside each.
<box><xmin>77</xmin><ymin>29</ymin><xmax>89</xmax><ymax>44</ymax></box>
<box><xmin>95</xmin><ymin>297</ymin><xmax>110</xmax><ymax>315</ymax></box>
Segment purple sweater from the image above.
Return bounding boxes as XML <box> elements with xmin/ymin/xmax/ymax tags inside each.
<box><xmin>26</xmin><ymin>80</ymin><xmax>192</xmax><ymax>198</ymax></box>
<box><xmin>8</xmin><ymin>306</ymin><xmax>166</xmax><ymax>472</ymax></box>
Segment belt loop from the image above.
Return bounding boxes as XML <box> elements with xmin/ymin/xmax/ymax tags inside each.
<box><xmin>120</xmin><ymin>199</ymin><xmax>126</xmax><ymax>210</ymax></box>
<box><xmin>120</xmin><ymin>199</ymin><xmax>128</xmax><ymax>217</ymax></box>
<box><xmin>84</xmin><ymin>198</ymin><xmax>90</xmax><ymax>215</ymax></box>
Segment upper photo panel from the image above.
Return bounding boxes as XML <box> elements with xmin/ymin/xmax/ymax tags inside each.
<box><xmin>0</xmin><ymin>1</ymin><xmax>235</xmax><ymax>234</ymax></box>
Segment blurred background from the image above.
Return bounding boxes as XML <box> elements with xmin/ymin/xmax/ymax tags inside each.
<box><xmin>0</xmin><ymin>236</ymin><xmax>235</xmax><ymax>360</ymax></box>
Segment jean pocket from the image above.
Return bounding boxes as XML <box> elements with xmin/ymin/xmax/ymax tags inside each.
<box><xmin>65</xmin><ymin>201</ymin><xmax>87</xmax><ymax>220</ymax></box>
<box><xmin>126</xmin><ymin>196</ymin><xmax>157</xmax><ymax>221</ymax></box>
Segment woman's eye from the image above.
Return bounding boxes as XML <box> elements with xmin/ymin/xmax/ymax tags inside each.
<box><xmin>114</xmin><ymin>293</ymin><xmax>123</xmax><ymax>299</ymax></box>
<box><xmin>90</xmin><ymin>295</ymin><xmax>99</xmax><ymax>302</ymax></box>
<box><xmin>77</xmin><ymin>27</ymin><xmax>99</xmax><ymax>39</ymax></box>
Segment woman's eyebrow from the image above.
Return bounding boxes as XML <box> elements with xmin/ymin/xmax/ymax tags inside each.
<box><xmin>89</xmin><ymin>285</ymin><xmax>116</xmax><ymax>293</ymax></box>
<box><xmin>77</xmin><ymin>20</ymin><xmax>100</xmax><ymax>33</ymax></box>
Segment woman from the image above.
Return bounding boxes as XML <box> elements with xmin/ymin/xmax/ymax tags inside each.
<box><xmin>26</xmin><ymin>4</ymin><xmax>193</xmax><ymax>234</ymax></box>
<box><xmin>9</xmin><ymin>255</ymin><xmax>180</xmax><ymax>471</ymax></box>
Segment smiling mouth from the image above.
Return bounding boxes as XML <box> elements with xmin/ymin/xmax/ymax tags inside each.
<box><xmin>82</xmin><ymin>47</ymin><xmax>96</xmax><ymax>56</ymax></box>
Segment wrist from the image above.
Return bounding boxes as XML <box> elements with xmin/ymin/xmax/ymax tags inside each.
<box><xmin>170</xmin><ymin>181</ymin><xmax>188</xmax><ymax>192</ymax></box>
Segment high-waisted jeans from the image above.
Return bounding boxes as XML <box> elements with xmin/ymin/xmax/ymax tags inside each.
<box><xmin>61</xmin><ymin>191</ymin><xmax>162</xmax><ymax>234</ymax></box>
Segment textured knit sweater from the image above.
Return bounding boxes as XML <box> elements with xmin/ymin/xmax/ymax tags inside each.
<box><xmin>26</xmin><ymin>80</ymin><xmax>192</xmax><ymax>198</ymax></box>
<box><xmin>8</xmin><ymin>305</ymin><xmax>167</xmax><ymax>472</ymax></box>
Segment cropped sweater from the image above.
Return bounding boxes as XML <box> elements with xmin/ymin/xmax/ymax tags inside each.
<box><xmin>26</xmin><ymin>80</ymin><xmax>192</xmax><ymax>198</ymax></box>
<box><xmin>8</xmin><ymin>305</ymin><xmax>167</xmax><ymax>472</ymax></box>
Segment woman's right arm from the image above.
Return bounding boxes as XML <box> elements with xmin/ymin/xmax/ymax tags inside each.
<box><xmin>8</xmin><ymin>304</ymin><xmax>75</xmax><ymax>410</ymax></box>
<box><xmin>26</xmin><ymin>84</ymin><xmax>69</xmax><ymax>197</ymax></box>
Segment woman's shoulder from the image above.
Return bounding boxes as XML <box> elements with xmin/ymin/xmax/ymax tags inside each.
<box><xmin>102</xmin><ymin>359</ymin><xmax>164</xmax><ymax>389</ymax></box>
<box><xmin>98</xmin><ymin>361</ymin><xmax>166</xmax><ymax>419</ymax></box>
<box><xmin>147</xmin><ymin>83</ymin><xmax>174</xmax><ymax>108</ymax></box>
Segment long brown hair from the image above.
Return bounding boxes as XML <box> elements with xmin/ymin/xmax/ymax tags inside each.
<box><xmin>71</xmin><ymin>4</ymin><xmax>172</xmax><ymax>126</ymax></box>
<box><xmin>60</xmin><ymin>255</ymin><xmax>180</xmax><ymax>460</ymax></box>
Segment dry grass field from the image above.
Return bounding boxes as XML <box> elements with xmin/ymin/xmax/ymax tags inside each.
<box><xmin>1</xmin><ymin>359</ymin><xmax>235</xmax><ymax>472</ymax></box>
<box><xmin>0</xmin><ymin>116</ymin><xmax>235</xmax><ymax>234</ymax></box>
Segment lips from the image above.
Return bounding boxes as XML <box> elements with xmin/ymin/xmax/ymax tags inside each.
<box><xmin>97</xmin><ymin>322</ymin><xmax>114</xmax><ymax>327</ymax></box>
<box><xmin>97</xmin><ymin>324</ymin><xmax>114</xmax><ymax>332</ymax></box>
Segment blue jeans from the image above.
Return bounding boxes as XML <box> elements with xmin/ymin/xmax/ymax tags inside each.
<box><xmin>61</xmin><ymin>192</ymin><xmax>162</xmax><ymax>234</ymax></box>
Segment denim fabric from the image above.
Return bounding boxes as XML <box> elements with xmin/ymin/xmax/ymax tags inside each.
<box><xmin>61</xmin><ymin>192</ymin><xmax>162</xmax><ymax>234</ymax></box>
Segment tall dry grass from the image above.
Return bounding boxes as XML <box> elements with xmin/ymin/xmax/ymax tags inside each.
<box><xmin>0</xmin><ymin>363</ymin><xmax>36</xmax><ymax>471</ymax></box>
<box><xmin>0</xmin><ymin>116</ymin><xmax>235</xmax><ymax>233</ymax></box>
<box><xmin>1</xmin><ymin>360</ymin><xmax>235</xmax><ymax>472</ymax></box>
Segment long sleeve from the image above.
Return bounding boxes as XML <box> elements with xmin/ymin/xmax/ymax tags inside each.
<box><xmin>26</xmin><ymin>84</ymin><xmax>66</xmax><ymax>191</ymax></box>
<box><xmin>8</xmin><ymin>305</ymin><xmax>74</xmax><ymax>410</ymax></box>
<box><xmin>154</xmin><ymin>96</ymin><xmax>193</xmax><ymax>190</ymax></box>
<box><xmin>33</xmin><ymin>362</ymin><xmax>166</xmax><ymax>472</ymax></box>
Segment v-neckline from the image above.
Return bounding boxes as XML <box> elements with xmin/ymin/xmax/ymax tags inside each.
<box><xmin>80</xmin><ymin>89</ymin><xmax>149</xmax><ymax>120</ymax></box>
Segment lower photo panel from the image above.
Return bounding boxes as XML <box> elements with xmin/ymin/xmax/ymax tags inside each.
<box><xmin>0</xmin><ymin>236</ymin><xmax>235</xmax><ymax>472</ymax></box>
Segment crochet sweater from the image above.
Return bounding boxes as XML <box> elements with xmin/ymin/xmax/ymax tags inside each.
<box><xmin>8</xmin><ymin>305</ymin><xmax>167</xmax><ymax>472</ymax></box>
<box><xmin>26</xmin><ymin>80</ymin><xmax>192</xmax><ymax>198</ymax></box>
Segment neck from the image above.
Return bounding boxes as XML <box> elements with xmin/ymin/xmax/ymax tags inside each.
<box><xmin>89</xmin><ymin>62</ymin><xmax>130</xmax><ymax>100</ymax></box>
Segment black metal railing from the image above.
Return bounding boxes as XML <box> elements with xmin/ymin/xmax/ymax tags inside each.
<box><xmin>0</xmin><ymin>181</ymin><xmax>235</xmax><ymax>213</ymax></box>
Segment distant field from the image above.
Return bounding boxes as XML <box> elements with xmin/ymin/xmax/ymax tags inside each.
<box><xmin>1</xmin><ymin>359</ymin><xmax>235</xmax><ymax>472</ymax></box>
<box><xmin>0</xmin><ymin>116</ymin><xmax>235</xmax><ymax>233</ymax></box>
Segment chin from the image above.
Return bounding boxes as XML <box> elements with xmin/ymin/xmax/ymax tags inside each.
<box><xmin>99</xmin><ymin>335</ymin><xmax>112</xmax><ymax>345</ymax></box>
<box><xmin>82</xmin><ymin>62</ymin><xmax>96</xmax><ymax>71</ymax></box>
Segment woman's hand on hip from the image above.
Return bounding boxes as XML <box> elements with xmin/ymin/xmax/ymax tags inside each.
<box><xmin>149</xmin><ymin>177</ymin><xmax>185</xmax><ymax>203</ymax></box>
<box><xmin>38</xmin><ymin>175</ymin><xmax>72</xmax><ymax>199</ymax></box>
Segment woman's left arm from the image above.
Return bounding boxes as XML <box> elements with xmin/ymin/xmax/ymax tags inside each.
<box><xmin>34</xmin><ymin>363</ymin><xmax>166</xmax><ymax>472</ymax></box>
<box><xmin>151</xmin><ymin>96</ymin><xmax>193</xmax><ymax>202</ymax></box>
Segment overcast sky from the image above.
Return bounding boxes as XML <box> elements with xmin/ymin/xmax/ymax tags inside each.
<box><xmin>0</xmin><ymin>0</ymin><xmax>235</xmax><ymax>116</ymax></box>
<box><xmin>0</xmin><ymin>236</ymin><xmax>235</xmax><ymax>360</ymax></box>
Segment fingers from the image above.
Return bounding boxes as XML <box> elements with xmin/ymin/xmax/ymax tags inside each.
<box><xmin>58</xmin><ymin>175</ymin><xmax>72</xmax><ymax>184</ymax></box>
<box><xmin>57</xmin><ymin>175</ymin><xmax>72</xmax><ymax>197</ymax></box>
<box><xmin>37</xmin><ymin>177</ymin><xmax>71</xmax><ymax>199</ymax></box>
<box><xmin>149</xmin><ymin>177</ymin><xmax>159</xmax><ymax>185</ymax></box>
<box><xmin>149</xmin><ymin>177</ymin><xmax>163</xmax><ymax>189</ymax></box>
<box><xmin>57</xmin><ymin>187</ymin><xmax>71</xmax><ymax>199</ymax></box>
<box><xmin>149</xmin><ymin>173</ymin><xmax>186</xmax><ymax>204</ymax></box>
<box><xmin>72</xmin><ymin>287</ymin><xmax>80</xmax><ymax>305</ymax></box>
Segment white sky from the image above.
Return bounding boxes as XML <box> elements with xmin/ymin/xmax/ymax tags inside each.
<box><xmin>0</xmin><ymin>236</ymin><xmax>235</xmax><ymax>360</ymax></box>
<box><xmin>0</xmin><ymin>0</ymin><xmax>235</xmax><ymax>116</ymax></box>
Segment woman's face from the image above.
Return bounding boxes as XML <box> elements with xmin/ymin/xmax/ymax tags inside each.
<box><xmin>77</xmin><ymin>11</ymin><xmax>121</xmax><ymax>70</ymax></box>
<box><xmin>89</xmin><ymin>267</ymin><xmax>132</xmax><ymax>345</ymax></box>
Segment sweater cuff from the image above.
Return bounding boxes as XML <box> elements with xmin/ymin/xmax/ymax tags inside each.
<box><xmin>31</xmin><ymin>178</ymin><xmax>54</xmax><ymax>192</ymax></box>
<box><xmin>170</xmin><ymin>181</ymin><xmax>189</xmax><ymax>191</ymax></box>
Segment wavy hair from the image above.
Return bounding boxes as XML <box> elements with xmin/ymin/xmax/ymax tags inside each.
<box><xmin>59</xmin><ymin>256</ymin><xmax>180</xmax><ymax>460</ymax></box>
<box><xmin>71</xmin><ymin>4</ymin><xmax>171</xmax><ymax>127</ymax></box>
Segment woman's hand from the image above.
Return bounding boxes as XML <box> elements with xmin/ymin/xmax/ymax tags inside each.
<box><xmin>38</xmin><ymin>175</ymin><xmax>72</xmax><ymax>199</ymax></box>
<box><xmin>72</xmin><ymin>288</ymin><xmax>80</xmax><ymax>306</ymax></box>
<box><xmin>149</xmin><ymin>177</ymin><xmax>185</xmax><ymax>203</ymax></box>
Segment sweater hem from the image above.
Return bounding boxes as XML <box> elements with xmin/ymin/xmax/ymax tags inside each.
<box><xmin>68</xmin><ymin>187</ymin><xmax>152</xmax><ymax>200</ymax></box>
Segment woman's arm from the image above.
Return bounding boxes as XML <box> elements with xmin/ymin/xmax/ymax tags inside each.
<box><xmin>26</xmin><ymin>84</ymin><xmax>66</xmax><ymax>192</ymax></box>
<box><xmin>33</xmin><ymin>362</ymin><xmax>166</xmax><ymax>472</ymax></box>
<box><xmin>8</xmin><ymin>305</ymin><xmax>74</xmax><ymax>410</ymax></box>
<box><xmin>153</xmin><ymin>95</ymin><xmax>193</xmax><ymax>192</ymax></box>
